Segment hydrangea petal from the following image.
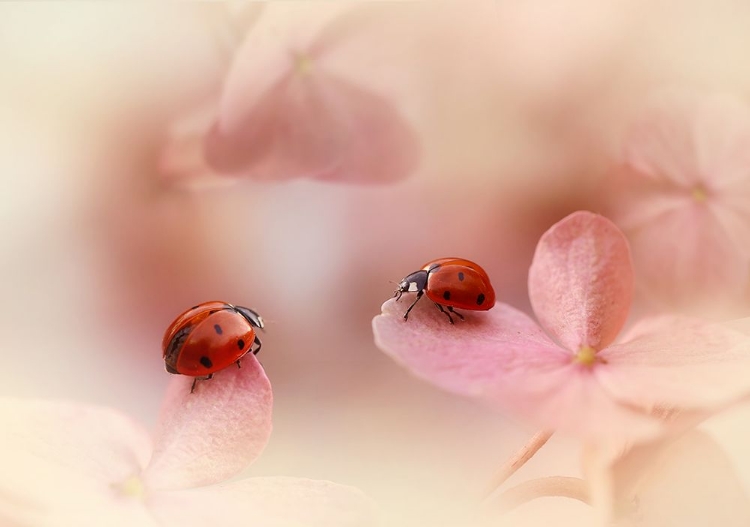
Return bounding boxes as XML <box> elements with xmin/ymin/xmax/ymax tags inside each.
<box><xmin>692</xmin><ymin>94</ymin><xmax>750</xmax><ymax>189</ymax></box>
<box><xmin>0</xmin><ymin>399</ymin><xmax>154</xmax><ymax>527</ymax></box>
<box><xmin>217</xmin><ymin>2</ymin><xmax>350</xmax><ymax>133</ymax></box>
<box><xmin>598</xmin><ymin>316</ymin><xmax>750</xmax><ymax>409</ymax></box>
<box><xmin>528</xmin><ymin>211</ymin><xmax>634</xmax><ymax>352</ymax></box>
<box><xmin>612</xmin><ymin>432</ymin><xmax>750</xmax><ymax>526</ymax></box>
<box><xmin>205</xmin><ymin>69</ymin><xmax>420</xmax><ymax>183</ymax></box>
<box><xmin>374</xmin><ymin>298</ymin><xmax>567</xmax><ymax>396</ymax></box>
<box><xmin>152</xmin><ymin>477</ymin><xmax>376</xmax><ymax>527</ymax></box>
<box><xmin>373</xmin><ymin>298</ymin><xmax>661</xmax><ymax>442</ymax></box>
<box><xmin>622</xmin><ymin>91</ymin><xmax>702</xmax><ymax>187</ymax></box>
<box><xmin>0</xmin><ymin>399</ymin><xmax>151</xmax><ymax>483</ymax></box>
<box><xmin>613</xmin><ymin>91</ymin><xmax>750</xmax><ymax>309</ymax></box>
<box><xmin>144</xmin><ymin>355</ymin><xmax>273</xmax><ymax>490</ymax></box>
<box><xmin>627</xmin><ymin>203</ymin><xmax>748</xmax><ymax>306</ymax></box>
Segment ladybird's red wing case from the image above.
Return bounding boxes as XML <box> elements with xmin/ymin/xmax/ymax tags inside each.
<box><xmin>422</xmin><ymin>258</ymin><xmax>492</xmax><ymax>284</ymax></box>
<box><xmin>175</xmin><ymin>310</ymin><xmax>256</xmax><ymax>376</ymax></box>
<box><xmin>161</xmin><ymin>301</ymin><xmax>231</xmax><ymax>354</ymax></box>
<box><xmin>424</xmin><ymin>263</ymin><xmax>495</xmax><ymax>311</ymax></box>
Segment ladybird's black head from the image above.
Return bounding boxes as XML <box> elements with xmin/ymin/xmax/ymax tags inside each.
<box><xmin>235</xmin><ymin>305</ymin><xmax>265</xmax><ymax>331</ymax></box>
<box><xmin>393</xmin><ymin>270</ymin><xmax>429</xmax><ymax>301</ymax></box>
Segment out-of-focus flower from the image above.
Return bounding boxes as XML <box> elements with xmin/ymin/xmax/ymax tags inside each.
<box><xmin>0</xmin><ymin>357</ymin><xmax>374</xmax><ymax>527</ymax></box>
<box><xmin>608</xmin><ymin>91</ymin><xmax>750</xmax><ymax>314</ymax></box>
<box><xmin>609</xmin><ymin>430</ymin><xmax>750</xmax><ymax>526</ymax></box>
<box><xmin>162</xmin><ymin>3</ymin><xmax>420</xmax><ymax>187</ymax></box>
<box><xmin>373</xmin><ymin>211</ymin><xmax>750</xmax><ymax>444</ymax></box>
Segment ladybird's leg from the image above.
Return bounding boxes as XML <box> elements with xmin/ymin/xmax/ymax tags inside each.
<box><xmin>251</xmin><ymin>334</ymin><xmax>262</xmax><ymax>356</ymax></box>
<box><xmin>191</xmin><ymin>378</ymin><xmax>198</xmax><ymax>393</ymax></box>
<box><xmin>434</xmin><ymin>303</ymin><xmax>455</xmax><ymax>324</ymax></box>
<box><xmin>446</xmin><ymin>306</ymin><xmax>464</xmax><ymax>320</ymax></box>
<box><xmin>236</xmin><ymin>360</ymin><xmax>242</xmax><ymax>369</ymax></box>
<box><xmin>403</xmin><ymin>290</ymin><xmax>424</xmax><ymax>321</ymax></box>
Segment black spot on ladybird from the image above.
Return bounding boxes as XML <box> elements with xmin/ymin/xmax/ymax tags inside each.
<box><xmin>214</xmin><ymin>324</ymin><xmax>223</xmax><ymax>335</ymax></box>
<box><xmin>458</xmin><ymin>272</ymin><xmax>465</xmax><ymax>281</ymax></box>
<box><xmin>237</xmin><ymin>339</ymin><xmax>245</xmax><ymax>350</ymax></box>
<box><xmin>443</xmin><ymin>291</ymin><xmax>451</xmax><ymax>301</ymax></box>
<box><xmin>476</xmin><ymin>293</ymin><xmax>485</xmax><ymax>305</ymax></box>
<box><xmin>200</xmin><ymin>356</ymin><xmax>213</xmax><ymax>368</ymax></box>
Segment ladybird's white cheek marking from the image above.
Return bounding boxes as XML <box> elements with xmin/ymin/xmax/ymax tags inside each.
<box><xmin>408</xmin><ymin>282</ymin><xmax>419</xmax><ymax>292</ymax></box>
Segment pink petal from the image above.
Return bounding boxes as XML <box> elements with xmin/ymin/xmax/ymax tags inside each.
<box><xmin>598</xmin><ymin>316</ymin><xmax>750</xmax><ymax>409</ymax></box>
<box><xmin>152</xmin><ymin>478</ymin><xmax>376</xmax><ymax>527</ymax></box>
<box><xmin>626</xmin><ymin>202</ymin><xmax>749</xmax><ymax>307</ymax></box>
<box><xmin>373</xmin><ymin>298</ymin><xmax>661</xmax><ymax>442</ymax></box>
<box><xmin>206</xmin><ymin>3</ymin><xmax>420</xmax><ymax>184</ymax></box>
<box><xmin>612</xmin><ymin>432</ymin><xmax>750</xmax><ymax>526</ymax></box>
<box><xmin>158</xmin><ymin>97</ymin><xmax>239</xmax><ymax>190</ymax></box>
<box><xmin>205</xmin><ymin>68</ymin><xmax>420</xmax><ymax>184</ymax></box>
<box><xmin>691</xmin><ymin>94</ymin><xmax>750</xmax><ymax>190</ymax></box>
<box><xmin>217</xmin><ymin>2</ymin><xmax>351</xmax><ymax>132</ymax></box>
<box><xmin>144</xmin><ymin>355</ymin><xmax>273</xmax><ymax>490</ymax></box>
<box><xmin>528</xmin><ymin>211</ymin><xmax>634</xmax><ymax>352</ymax></box>
<box><xmin>0</xmin><ymin>399</ymin><xmax>155</xmax><ymax>527</ymax></box>
<box><xmin>622</xmin><ymin>91</ymin><xmax>702</xmax><ymax>188</ymax></box>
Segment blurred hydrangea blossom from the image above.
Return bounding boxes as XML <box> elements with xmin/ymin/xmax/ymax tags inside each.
<box><xmin>161</xmin><ymin>3</ymin><xmax>420</xmax><ymax>187</ymax></box>
<box><xmin>609</xmin><ymin>91</ymin><xmax>750</xmax><ymax>314</ymax></box>
<box><xmin>0</xmin><ymin>357</ymin><xmax>374</xmax><ymax>527</ymax></box>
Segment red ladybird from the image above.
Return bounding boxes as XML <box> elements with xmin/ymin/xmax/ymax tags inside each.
<box><xmin>162</xmin><ymin>301</ymin><xmax>265</xmax><ymax>392</ymax></box>
<box><xmin>393</xmin><ymin>258</ymin><xmax>495</xmax><ymax>324</ymax></box>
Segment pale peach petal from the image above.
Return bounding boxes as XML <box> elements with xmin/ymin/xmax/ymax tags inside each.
<box><xmin>152</xmin><ymin>477</ymin><xmax>376</xmax><ymax>527</ymax></box>
<box><xmin>0</xmin><ymin>399</ymin><xmax>151</xmax><ymax>482</ymax></box>
<box><xmin>144</xmin><ymin>356</ymin><xmax>273</xmax><ymax>490</ymax></box>
<box><xmin>598</xmin><ymin>316</ymin><xmax>750</xmax><ymax>409</ymax></box>
<box><xmin>528</xmin><ymin>211</ymin><xmax>634</xmax><ymax>351</ymax></box>
<box><xmin>613</xmin><ymin>432</ymin><xmax>750</xmax><ymax>526</ymax></box>
<box><xmin>0</xmin><ymin>399</ymin><xmax>155</xmax><ymax>527</ymax></box>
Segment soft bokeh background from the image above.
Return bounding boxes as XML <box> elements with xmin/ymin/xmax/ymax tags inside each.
<box><xmin>2</xmin><ymin>1</ymin><xmax>750</xmax><ymax>525</ymax></box>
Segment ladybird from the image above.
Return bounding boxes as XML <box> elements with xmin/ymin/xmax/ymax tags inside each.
<box><xmin>162</xmin><ymin>301</ymin><xmax>265</xmax><ymax>392</ymax></box>
<box><xmin>393</xmin><ymin>258</ymin><xmax>495</xmax><ymax>324</ymax></box>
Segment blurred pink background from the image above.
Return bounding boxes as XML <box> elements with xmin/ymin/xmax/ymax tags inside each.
<box><xmin>2</xmin><ymin>2</ymin><xmax>750</xmax><ymax>525</ymax></box>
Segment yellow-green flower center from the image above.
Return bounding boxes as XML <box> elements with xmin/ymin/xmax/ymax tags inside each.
<box><xmin>116</xmin><ymin>475</ymin><xmax>146</xmax><ymax>498</ymax></box>
<box><xmin>574</xmin><ymin>345</ymin><xmax>598</xmax><ymax>366</ymax></box>
<box><xmin>295</xmin><ymin>53</ymin><xmax>313</xmax><ymax>76</ymax></box>
<box><xmin>691</xmin><ymin>186</ymin><xmax>708</xmax><ymax>202</ymax></box>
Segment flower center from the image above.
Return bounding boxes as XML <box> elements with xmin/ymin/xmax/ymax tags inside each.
<box><xmin>574</xmin><ymin>345</ymin><xmax>598</xmax><ymax>366</ymax></box>
<box><xmin>115</xmin><ymin>475</ymin><xmax>146</xmax><ymax>499</ymax></box>
<box><xmin>294</xmin><ymin>53</ymin><xmax>313</xmax><ymax>76</ymax></box>
<box><xmin>691</xmin><ymin>185</ymin><xmax>708</xmax><ymax>202</ymax></box>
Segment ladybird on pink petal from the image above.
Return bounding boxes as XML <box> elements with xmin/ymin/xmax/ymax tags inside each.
<box><xmin>393</xmin><ymin>257</ymin><xmax>496</xmax><ymax>324</ymax></box>
<box><xmin>162</xmin><ymin>301</ymin><xmax>265</xmax><ymax>393</ymax></box>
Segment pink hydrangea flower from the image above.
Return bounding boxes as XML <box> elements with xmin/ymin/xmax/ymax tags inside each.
<box><xmin>373</xmin><ymin>211</ymin><xmax>750</xmax><ymax>444</ymax></box>
<box><xmin>162</xmin><ymin>3</ymin><xmax>420</xmax><ymax>186</ymax></box>
<box><xmin>0</xmin><ymin>357</ymin><xmax>374</xmax><ymax>527</ymax></box>
<box><xmin>608</xmin><ymin>91</ymin><xmax>750</xmax><ymax>313</ymax></box>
